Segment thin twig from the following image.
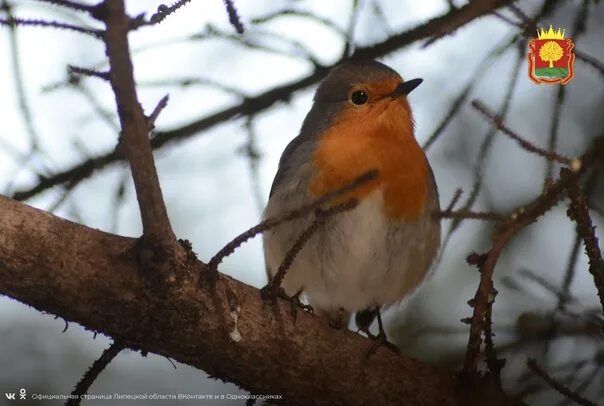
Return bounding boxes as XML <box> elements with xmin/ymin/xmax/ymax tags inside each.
<box><xmin>527</xmin><ymin>358</ymin><xmax>598</xmax><ymax>406</ymax></box>
<box><xmin>33</xmin><ymin>0</ymin><xmax>94</xmax><ymax>13</ymax></box>
<box><xmin>422</xmin><ymin>35</ymin><xmax>515</xmax><ymax>151</ymax></box>
<box><xmin>241</xmin><ymin>117</ymin><xmax>264</xmax><ymax>215</ymax></box>
<box><xmin>545</xmin><ymin>86</ymin><xmax>566</xmax><ymax>182</ymax></box>
<box><xmin>2</xmin><ymin>1</ymin><xmax>40</xmax><ymax>150</ymax></box>
<box><xmin>251</xmin><ymin>9</ymin><xmax>346</xmax><ymax>37</ymax></box>
<box><xmin>472</xmin><ymin>100</ymin><xmax>574</xmax><ymax>166</ymax></box>
<box><xmin>66</xmin><ymin>342</ymin><xmax>124</xmax><ymax>406</ymax></box>
<box><xmin>444</xmin><ymin>188</ymin><xmax>463</xmax><ymax>213</ymax></box>
<box><xmin>0</xmin><ymin>16</ymin><xmax>102</xmax><ymax>37</ymax></box>
<box><xmin>557</xmin><ymin>231</ymin><xmax>583</xmax><ymax>311</ymax></box>
<box><xmin>203</xmin><ymin>170</ymin><xmax>379</xmax><ymax>278</ymax></box>
<box><xmin>443</xmin><ymin>40</ymin><xmax>524</xmax><ymax>251</ymax></box>
<box><xmin>147</xmin><ymin>94</ymin><xmax>170</xmax><ymax>129</ymax></box>
<box><xmin>546</xmin><ymin>0</ymin><xmax>589</xmax><ymax>182</ymax></box>
<box><xmin>566</xmin><ymin>172</ymin><xmax>604</xmax><ymax>316</ymax></box>
<box><xmin>506</xmin><ymin>3</ymin><xmax>604</xmax><ymax>77</ymax></box>
<box><xmin>223</xmin><ymin>0</ymin><xmax>244</xmax><ymax>34</ymax></box>
<box><xmin>269</xmin><ymin>198</ymin><xmax>358</xmax><ymax>292</ymax></box>
<box><xmin>147</xmin><ymin>1</ymin><xmax>192</xmax><ymax>25</ymax></box>
<box><xmin>138</xmin><ymin>77</ymin><xmax>246</xmax><ymax>97</ymax></box>
<box><xmin>341</xmin><ymin>0</ymin><xmax>360</xmax><ymax>58</ymax></box>
<box><xmin>463</xmin><ymin>136</ymin><xmax>604</xmax><ymax>373</ymax></box>
<box><xmin>438</xmin><ymin>209</ymin><xmax>503</xmax><ymax>221</ymax></box>
<box><xmin>423</xmin><ymin>0</ymin><xmax>514</xmax><ymax>46</ymax></box>
<box><xmin>12</xmin><ymin>1</ymin><xmax>519</xmax><ymax>201</ymax></box>
<box><xmin>558</xmin><ymin>170</ymin><xmax>599</xmax><ymax>311</ymax></box>
<box><xmin>68</xmin><ymin>65</ymin><xmax>110</xmax><ymax>81</ymax></box>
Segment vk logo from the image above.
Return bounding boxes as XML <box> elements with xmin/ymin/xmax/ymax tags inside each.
<box><xmin>4</xmin><ymin>389</ymin><xmax>26</xmax><ymax>400</ymax></box>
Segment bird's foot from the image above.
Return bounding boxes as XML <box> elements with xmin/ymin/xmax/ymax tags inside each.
<box><xmin>260</xmin><ymin>284</ymin><xmax>314</xmax><ymax>322</ymax></box>
<box><xmin>364</xmin><ymin>329</ymin><xmax>400</xmax><ymax>357</ymax></box>
<box><xmin>357</xmin><ymin>307</ymin><xmax>400</xmax><ymax>357</ymax></box>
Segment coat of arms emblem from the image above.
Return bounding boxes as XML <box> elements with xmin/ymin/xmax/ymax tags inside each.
<box><xmin>528</xmin><ymin>25</ymin><xmax>575</xmax><ymax>85</ymax></box>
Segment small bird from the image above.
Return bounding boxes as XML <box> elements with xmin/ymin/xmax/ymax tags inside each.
<box><xmin>263</xmin><ymin>60</ymin><xmax>440</xmax><ymax>341</ymax></box>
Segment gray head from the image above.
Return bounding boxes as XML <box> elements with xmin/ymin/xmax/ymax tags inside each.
<box><xmin>314</xmin><ymin>60</ymin><xmax>422</xmax><ymax>103</ymax></box>
<box><xmin>299</xmin><ymin>60</ymin><xmax>422</xmax><ymax>136</ymax></box>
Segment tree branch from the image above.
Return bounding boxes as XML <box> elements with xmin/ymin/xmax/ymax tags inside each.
<box><xmin>11</xmin><ymin>0</ymin><xmax>514</xmax><ymax>202</ymax></box>
<box><xmin>98</xmin><ymin>0</ymin><xmax>175</xmax><ymax>247</ymax></box>
<box><xmin>463</xmin><ymin>136</ymin><xmax>604</xmax><ymax>373</ymax></box>
<box><xmin>0</xmin><ymin>194</ymin><xmax>483</xmax><ymax>406</ymax></box>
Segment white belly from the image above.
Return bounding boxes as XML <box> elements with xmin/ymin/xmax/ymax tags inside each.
<box><xmin>264</xmin><ymin>189</ymin><xmax>439</xmax><ymax>313</ymax></box>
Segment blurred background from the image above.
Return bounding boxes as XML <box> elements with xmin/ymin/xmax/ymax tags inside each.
<box><xmin>0</xmin><ymin>0</ymin><xmax>603</xmax><ymax>404</ymax></box>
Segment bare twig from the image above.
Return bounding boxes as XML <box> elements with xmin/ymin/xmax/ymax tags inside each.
<box><xmin>506</xmin><ymin>3</ymin><xmax>604</xmax><ymax>77</ymax></box>
<box><xmin>68</xmin><ymin>65</ymin><xmax>110</xmax><ymax>81</ymax></box>
<box><xmin>33</xmin><ymin>0</ymin><xmax>94</xmax><ymax>13</ymax></box>
<box><xmin>12</xmin><ymin>0</ymin><xmax>518</xmax><ymax>201</ymax></box>
<box><xmin>241</xmin><ymin>117</ymin><xmax>264</xmax><ymax>215</ymax></box>
<box><xmin>138</xmin><ymin>77</ymin><xmax>246</xmax><ymax>97</ymax></box>
<box><xmin>268</xmin><ymin>198</ymin><xmax>358</xmax><ymax>293</ymax></box>
<box><xmin>66</xmin><ymin>342</ymin><xmax>124</xmax><ymax>406</ymax></box>
<box><xmin>438</xmin><ymin>209</ymin><xmax>503</xmax><ymax>222</ymax></box>
<box><xmin>443</xmin><ymin>40</ymin><xmax>524</xmax><ymax>250</ymax></box>
<box><xmin>444</xmin><ymin>188</ymin><xmax>463</xmax><ymax>213</ymax></box>
<box><xmin>147</xmin><ymin>94</ymin><xmax>170</xmax><ymax>129</ymax></box>
<box><xmin>463</xmin><ymin>136</ymin><xmax>604</xmax><ymax>373</ymax></box>
<box><xmin>422</xmin><ymin>35</ymin><xmax>515</xmax><ymax>151</ymax></box>
<box><xmin>2</xmin><ymin>0</ymin><xmax>40</xmax><ymax>150</ymax></box>
<box><xmin>147</xmin><ymin>1</ymin><xmax>192</xmax><ymax>25</ymax></box>
<box><xmin>203</xmin><ymin>170</ymin><xmax>379</xmax><ymax>278</ymax></box>
<box><xmin>251</xmin><ymin>9</ymin><xmax>346</xmax><ymax>37</ymax></box>
<box><xmin>223</xmin><ymin>0</ymin><xmax>244</xmax><ymax>34</ymax></box>
<box><xmin>546</xmin><ymin>0</ymin><xmax>589</xmax><ymax>182</ymax></box>
<box><xmin>558</xmin><ymin>231</ymin><xmax>583</xmax><ymax>311</ymax></box>
<box><xmin>574</xmin><ymin>49</ymin><xmax>604</xmax><ymax>77</ymax></box>
<box><xmin>527</xmin><ymin>359</ymin><xmax>598</xmax><ymax>406</ymax></box>
<box><xmin>545</xmin><ymin>86</ymin><xmax>566</xmax><ymax>181</ymax></box>
<box><xmin>423</xmin><ymin>0</ymin><xmax>513</xmax><ymax>46</ymax></box>
<box><xmin>566</xmin><ymin>173</ymin><xmax>604</xmax><ymax>316</ymax></box>
<box><xmin>341</xmin><ymin>0</ymin><xmax>360</xmax><ymax>58</ymax></box>
<box><xmin>472</xmin><ymin>100</ymin><xmax>573</xmax><ymax>166</ymax></box>
<box><xmin>0</xmin><ymin>16</ymin><xmax>101</xmax><ymax>37</ymax></box>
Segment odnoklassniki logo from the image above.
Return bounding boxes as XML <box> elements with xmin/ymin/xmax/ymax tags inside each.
<box><xmin>528</xmin><ymin>25</ymin><xmax>575</xmax><ymax>85</ymax></box>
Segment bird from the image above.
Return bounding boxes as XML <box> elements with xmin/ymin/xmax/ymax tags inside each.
<box><xmin>262</xmin><ymin>59</ymin><xmax>441</xmax><ymax>343</ymax></box>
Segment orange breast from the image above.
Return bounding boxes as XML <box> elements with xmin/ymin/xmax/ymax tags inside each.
<box><xmin>309</xmin><ymin>99</ymin><xmax>428</xmax><ymax>220</ymax></box>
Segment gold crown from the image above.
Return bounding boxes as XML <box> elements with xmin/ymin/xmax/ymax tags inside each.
<box><xmin>537</xmin><ymin>25</ymin><xmax>565</xmax><ymax>40</ymax></box>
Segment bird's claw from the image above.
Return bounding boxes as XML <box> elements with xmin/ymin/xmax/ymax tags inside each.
<box><xmin>356</xmin><ymin>307</ymin><xmax>400</xmax><ymax>357</ymax></box>
<box><xmin>365</xmin><ymin>330</ymin><xmax>400</xmax><ymax>357</ymax></box>
<box><xmin>260</xmin><ymin>285</ymin><xmax>314</xmax><ymax>322</ymax></box>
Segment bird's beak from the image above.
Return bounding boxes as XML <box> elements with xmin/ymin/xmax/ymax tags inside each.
<box><xmin>389</xmin><ymin>78</ymin><xmax>423</xmax><ymax>98</ymax></box>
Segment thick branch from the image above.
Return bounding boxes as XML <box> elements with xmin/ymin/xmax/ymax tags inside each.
<box><xmin>100</xmin><ymin>0</ymin><xmax>175</xmax><ymax>245</ymax></box>
<box><xmin>0</xmin><ymin>194</ymin><xmax>514</xmax><ymax>406</ymax></box>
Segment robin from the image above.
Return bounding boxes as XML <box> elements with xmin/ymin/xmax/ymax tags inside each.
<box><xmin>263</xmin><ymin>60</ymin><xmax>441</xmax><ymax>342</ymax></box>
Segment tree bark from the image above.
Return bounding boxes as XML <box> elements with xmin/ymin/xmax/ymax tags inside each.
<box><xmin>0</xmin><ymin>194</ymin><xmax>473</xmax><ymax>405</ymax></box>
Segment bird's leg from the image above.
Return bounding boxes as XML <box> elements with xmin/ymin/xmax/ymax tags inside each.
<box><xmin>355</xmin><ymin>308</ymin><xmax>377</xmax><ymax>337</ymax></box>
<box><xmin>358</xmin><ymin>307</ymin><xmax>400</xmax><ymax>356</ymax></box>
<box><xmin>281</xmin><ymin>287</ymin><xmax>314</xmax><ymax>322</ymax></box>
<box><xmin>260</xmin><ymin>284</ymin><xmax>314</xmax><ymax>323</ymax></box>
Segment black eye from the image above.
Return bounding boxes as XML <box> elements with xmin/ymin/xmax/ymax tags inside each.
<box><xmin>350</xmin><ymin>90</ymin><xmax>368</xmax><ymax>105</ymax></box>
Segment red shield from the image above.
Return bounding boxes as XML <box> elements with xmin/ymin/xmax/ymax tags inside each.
<box><xmin>528</xmin><ymin>38</ymin><xmax>575</xmax><ymax>85</ymax></box>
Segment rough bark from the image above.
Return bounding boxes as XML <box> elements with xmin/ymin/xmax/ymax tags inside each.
<box><xmin>0</xmin><ymin>194</ymin><xmax>471</xmax><ymax>405</ymax></box>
